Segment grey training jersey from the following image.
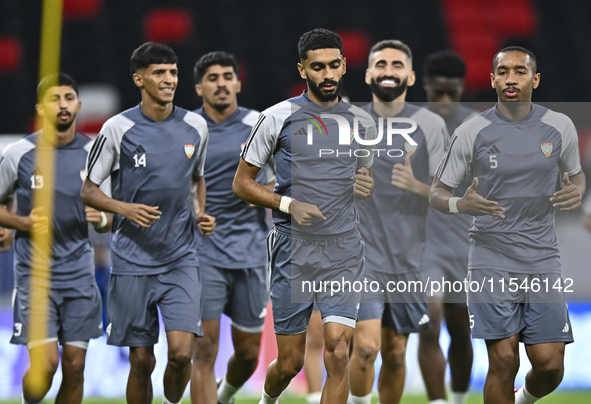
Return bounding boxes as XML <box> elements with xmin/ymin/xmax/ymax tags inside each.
<box><xmin>0</xmin><ymin>133</ymin><xmax>99</xmax><ymax>289</ymax></box>
<box><xmin>241</xmin><ymin>91</ymin><xmax>376</xmax><ymax>236</ymax></box>
<box><xmin>437</xmin><ymin>104</ymin><xmax>582</xmax><ymax>274</ymax></box>
<box><xmin>582</xmin><ymin>192</ymin><xmax>591</xmax><ymax>217</ymax></box>
<box><xmin>195</xmin><ymin>106</ymin><xmax>270</xmax><ymax>268</ymax></box>
<box><xmin>425</xmin><ymin>105</ymin><xmax>477</xmax><ymax>263</ymax></box>
<box><xmin>86</xmin><ymin>105</ymin><xmax>209</xmax><ymax>275</ymax></box>
<box><xmin>356</xmin><ymin>102</ymin><xmax>447</xmax><ymax>275</ymax></box>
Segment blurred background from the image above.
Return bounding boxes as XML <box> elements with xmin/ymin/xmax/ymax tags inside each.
<box><xmin>0</xmin><ymin>0</ymin><xmax>591</xmax><ymax>401</ymax></box>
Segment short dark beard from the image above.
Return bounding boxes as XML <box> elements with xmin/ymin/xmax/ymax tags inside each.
<box><xmin>307</xmin><ymin>77</ymin><xmax>344</xmax><ymax>102</ymax></box>
<box><xmin>211</xmin><ymin>102</ymin><xmax>231</xmax><ymax>112</ymax></box>
<box><xmin>370</xmin><ymin>77</ymin><xmax>408</xmax><ymax>102</ymax></box>
<box><xmin>56</xmin><ymin>120</ymin><xmax>75</xmax><ymax>132</ymax></box>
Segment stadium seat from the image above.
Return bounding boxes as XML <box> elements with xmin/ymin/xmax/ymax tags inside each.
<box><xmin>144</xmin><ymin>8</ymin><xmax>193</xmax><ymax>44</ymax></box>
<box><xmin>0</xmin><ymin>37</ymin><xmax>22</xmax><ymax>72</ymax></box>
<box><xmin>63</xmin><ymin>0</ymin><xmax>102</xmax><ymax>19</ymax></box>
<box><xmin>334</xmin><ymin>30</ymin><xmax>371</xmax><ymax>68</ymax></box>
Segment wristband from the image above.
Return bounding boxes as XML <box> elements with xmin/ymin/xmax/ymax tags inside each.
<box><xmin>449</xmin><ymin>197</ymin><xmax>461</xmax><ymax>215</ymax></box>
<box><xmin>96</xmin><ymin>212</ymin><xmax>108</xmax><ymax>229</ymax></box>
<box><xmin>279</xmin><ymin>196</ymin><xmax>293</xmax><ymax>214</ymax></box>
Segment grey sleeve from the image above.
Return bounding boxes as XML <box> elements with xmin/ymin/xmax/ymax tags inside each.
<box><xmin>425</xmin><ymin>123</ymin><xmax>448</xmax><ymax>177</ymax></box>
<box><xmin>558</xmin><ymin>119</ymin><xmax>582</xmax><ymax>176</ymax></box>
<box><xmin>349</xmin><ymin>104</ymin><xmax>376</xmax><ymax>169</ymax></box>
<box><xmin>0</xmin><ymin>148</ymin><xmax>19</xmax><ymax>201</ymax></box>
<box><xmin>194</xmin><ymin>126</ymin><xmax>209</xmax><ymax>177</ymax></box>
<box><xmin>241</xmin><ymin>112</ymin><xmax>279</xmax><ymax>168</ymax></box>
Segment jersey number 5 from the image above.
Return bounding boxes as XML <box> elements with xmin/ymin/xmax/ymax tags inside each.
<box><xmin>489</xmin><ymin>155</ymin><xmax>498</xmax><ymax>169</ymax></box>
<box><xmin>134</xmin><ymin>154</ymin><xmax>146</xmax><ymax>168</ymax></box>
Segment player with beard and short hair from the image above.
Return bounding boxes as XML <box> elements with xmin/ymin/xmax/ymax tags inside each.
<box><xmin>418</xmin><ymin>50</ymin><xmax>476</xmax><ymax>404</ymax></box>
<box><xmin>0</xmin><ymin>73</ymin><xmax>111</xmax><ymax>404</ymax></box>
<box><xmin>234</xmin><ymin>28</ymin><xmax>376</xmax><ymax>404</ymax></box>
<box><xmin>348</xmin><ymin>40</ymin><xmax>447</xmax><ymax>404</ymax></box>
<box><xmin>82</xmin><ymin>42</ymin><xmax>213</xmax><ymax>404</ymax></box>
<box><xmin>431</xmin><ymin>46</ymin><xmax>584</xmax><ymax>404</ymax></box>
<box><xmin>190</xmin><ymin>51</ymin><xmax>273</xmax><ymax>404</ymax></box>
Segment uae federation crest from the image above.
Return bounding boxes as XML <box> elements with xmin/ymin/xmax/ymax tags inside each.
<box><xmin>541</xmin><ymin>142</ymin><xmax>553</xmax><ymax>158</ymax></box>
<box><xmin>184</xmin><ymin>144</ymin><xmax>195</xmax><ymax>159</ymax></box>
<box><xmin>80</xmin><ymin>169</ymin><xmax>86</xmax><ymax>182</ymax></box>
<box><xmin>404</xmin><ymin>141</ymin><xmax>418</xmax><ymax>155</ymax></box>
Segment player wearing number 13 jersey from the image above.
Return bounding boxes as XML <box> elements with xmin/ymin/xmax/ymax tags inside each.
<box><xmin>431</xmin><ymin>47</ymin><xmax>585</xmax><ymax>404</ymax></box>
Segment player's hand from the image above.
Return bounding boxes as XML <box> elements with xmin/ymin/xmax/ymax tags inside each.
<box><xmin>354</xmin><ymin>167</ymin><xmax>373</xmax><ymax>199</ymax></box>
<box><xmin>0</xmin><ymin>228</ymin><xmax>14</xmax><ymax>252</ymax></box>
<box><xmin>550</xmin><ymin>172</ymin><xmax>582</xmax><ymax>211</ymax></box>
<box><xmin>290</xmin><ymin>200</ymin><xmax>326</xmax><ymax>226</ymax></box>
<box><xmin>197</xmin><ymin>214</ymin><xmax>216</xmax><ymax>236</ymax></box>
<box><xmin>391</xmin><ymin>154</ymin><xmax>418</xmax><ymax>193</ymax></box>
<box><xmin>120</xmin><ymin>203</ymin><xmax>161</xmax><ymax>228</ymax></box>
<box><xmin>457</xmin><ymin>177</ymin><xmax>505</xmax><ymax>218</ymax></box>
<box><xmin>85</xmin><ymin>206</ymin><xmax>103</xmax><ymax>225</ymax></box>
<box><xmin>23</xmin><ymin>207</ymin><xmax>49</xmax><ymax>234</ymax></box>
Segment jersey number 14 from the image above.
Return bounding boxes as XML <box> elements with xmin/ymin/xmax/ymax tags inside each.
<box><xmin>134</xmin><ymin>154</ymin><xmax>146</xmax><ymax>167</ymax></box>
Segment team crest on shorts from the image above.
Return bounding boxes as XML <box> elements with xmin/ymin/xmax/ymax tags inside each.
<box><xmin>541</xmin><ymin>142</ymin><xmax>553</xmax><ymax>157</ymax></box>
<box><xmin>80</xmin><ymin>169</ymin><xmax>86</xmax><ymax>182</ymax></box>
<box><xmin>404</xmin><ymin>141</ymin><xmax>418</xmax><ymax>155</ymax></box>
<box><xmin>184</xmin><ymin>144</ymin><xmax>195</xmax><ymax>159</ymax></box>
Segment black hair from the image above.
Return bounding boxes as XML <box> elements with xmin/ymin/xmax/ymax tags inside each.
<box><xmin>369</xmin><ymin>39</ymin><xmax>412</xmax><ymax>65</ymax></box>
<box><xmin>492</xmin><ymin>46</ymin><xmax>537</xmax><ymax>73</ymax></box>
<box><xmin>424</xmin><ymin>50</ymin><xmax>466</xmax><ymax>79</ymax></box>
<box><xmin>130</xmin><ymin>42</ymin><xmax>178</xmax><ymax>74</ymax></box>
<box><xmin>193</xmin><ymin>51</ymin><xmax>239</xmax><ymax>84</ymax></box>
<box><xmin>37</xmin><ymin>73</ymin><xmax>78</xmax><ymax>100</ymax></box>
<box><xmin>297</xmin><ymin>28</ymin><xmax>343</xmax><ymax>60</ymax></box>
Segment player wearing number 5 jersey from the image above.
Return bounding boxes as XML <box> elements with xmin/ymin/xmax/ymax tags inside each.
<box><xmin>430</xmin><ymin>46</ymin><xmax>585</xmax><ymax>404</ymax></box>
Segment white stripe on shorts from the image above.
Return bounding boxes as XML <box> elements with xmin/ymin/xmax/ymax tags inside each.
<box><xmin>323</xmin><ymin>315</ymin><xmax>356</xmax><ymax>329</ymax></box>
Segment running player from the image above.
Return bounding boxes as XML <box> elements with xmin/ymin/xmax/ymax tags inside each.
<box><xmin>233</xmin><ymin>28</ymin><xmax>375</xmax><ymax>404</ymax></box>
<box><xmin>582</xmin><ymin>193</ymin><xmax>591</xmax><ymax>232</ymax></box>
<box><xmin>418</xmin><ymin>50</ymin><xmax>476</xmax><ymax>404</ymax></box>
<box><xmin>81</xmin><ymin>42</ymin><xmax>213</xmax><ymax>404</ymax></box>
<box><xmin>430</xmin><ymin>46</ymin><xmax>584</xmax><ymax>404</ymax></box>
<box><xmin>190</xmin><ymin>51</ymin><xmax>272</xmax><ymax>404</ymax></box>
<box><xmin>0</xmin><ymin>73</ymin><xmax>110</xmax><ymax>404</ymax></box>
<box><xmin>348</xmin><ymin>40</ymin><xmax>447</xmax><ymax>404</ymax></box>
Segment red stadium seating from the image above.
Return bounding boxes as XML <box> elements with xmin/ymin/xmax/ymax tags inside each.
<box><xmin>0</xmin><ymin>37</ymin><xmax>22</xmax><ymax>72</ymax></box>
<box><xmin>145</xmin><ymin>8</ymin><xmax>193</xmax><ymax>44</ymax></box>
<box><xmin>334</xmin><ymin>30</ymin><xmax>371</xmax><ymax>68</ymax></box>
<box><xmin>63</xmin><ymin>0</ymin><xmax>102</xmax><ymax>19</ymax></box>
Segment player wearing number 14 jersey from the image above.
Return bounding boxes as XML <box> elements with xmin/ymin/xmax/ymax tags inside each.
<box><xmin>430</xmin><ymin>47</ymin><xmax>585</xmax><ymax>404</ymax></box>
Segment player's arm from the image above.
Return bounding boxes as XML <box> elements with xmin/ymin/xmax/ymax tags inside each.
<box><xmin>550</xmin><ymin>171</ymin><xmax>586</xmax><ymax>211</ymax></box>
<box><xmin>85</xmin><ymin>206</ymin><xmax>113</xmax><ymax>233</ymax></box>
<box><xmin>192</xmin><ymin>174</ymin><xmax>215</xmax><ymax>236</ymax></box>
<box><xmin>430</xmin><ymin>176</ymin><xmax>505</xmax><ymax>218</ymax></box>
<box><xmin>354</xmin><ymin>166</ymin><xmax>374</xmax><ymax>199</ymax></box>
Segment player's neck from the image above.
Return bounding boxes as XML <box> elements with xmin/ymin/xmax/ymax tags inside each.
<box><xmin>372</xmin><ymin>93</ymin><xmax>405</xmax><ymax>117</ymax></box>
<box><xmin>41</xmin><ymin>123</ymin><xmax>76</xmax><ymax>146</ymax></box>
<box><xmin>140</xmin><ymin>97</ymin><xmax>174</xmax><ymax>122</ymax></box>
<box><xmin>203</xmin><ymin>101</ymin><xmax>237</xmax><ymax>124</ymax></box>
<box><xmin>496</xmin><ymin>101</ymin><xmax>532</xmax><ymax>121</ymax></box>
<box><xmin>306</xmin><ymin>90</ymin><xmax>339</xmax><ymax>109</ymax></box>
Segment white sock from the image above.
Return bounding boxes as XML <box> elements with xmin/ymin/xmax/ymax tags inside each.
<box><xmin>349</xmin><ymin>393</ymin><xmax>372</xmax><ymax>404</ymax></box>
<box><xmin>307</xmin><ymin>391</ymin><xmax>322</xmax><ymax>404</ymax></box>
<box><xmin>259</xmin><ymin>389</ymin><xmax>279</xmax><ymax>404</ymax></box>
<box><xmin>218</xmin><ymin>377</ymin><xmax>240</xmax><ymax>403</ymax></box>
<box><xmin>449</xmin><ymin>390</ymin><xmax>469</xmax><ymax>404</ymax></box>
<box><xmin>515</xmin><ymin>385</ymin><xmax>540</xmax><ymax>404</ymax></box>
<box><xmin>163</xmin><ymin>395</ymin><xmax>181</xmax><ymax>404</ymax></box>
<box><xmin>429</xmin><ymin>399</ymin><xmax>447</xmax><ymax>404</ymax></box>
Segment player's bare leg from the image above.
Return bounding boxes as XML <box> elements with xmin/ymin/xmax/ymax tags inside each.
<box><xmin>304</xmin><ymin>311</ymin><xmax>324</xmax><ymax>404</ymax></box>
<box><xmin>418</xmin><ymin>297</ymin><xmax>446</xmax><ymax>401</ymax></box>
<box><xmin>445</xmin><ymin>304</ymin><xmax>473</xmax><ymax>395</ymax></box>
<box><xmin>349</xmin><ymin>319</ymin><xmax>381</xmax><ymax>403</ymax></box>
<box><xmin>127</xmin><ymin>346</ymin><xmax>156</xmax><ymax>404</ymax></box>
<box><xmin>521</xmin><ymin>342</ymin><xmax>565</xmax><ymax>399</ymax></box>
<box><xmin>191</xmin><ymin>320</ymin><xmax>220</xmax><ymax>404</ymax></box>
<box><xmin>55</xmin><ymin>344</ymin><xmax>87</xmax><ymax>404</ymax></box>
<box><xmin>261</xmin><ymin>332</ymin><xmax>307</xmax><ymax>401</ymax></box>
<box><xmin>378</xmin><ymin>328</ymin><xmax>409</xmax><ymax>404</ymax></box>
<box><xmin>484</xmin><ymin>335</ymin><xmax>520</xmax><ymax>404</ymax></box>
<box><xmin>163</xmin><ymin>331</ymin><xmax>194</xmax><ymax>403</ymax></box>
<box><xmin>223</xmin><ymin>326</ymin><xmax>262</xmax><ymax>389</ymax></box>
<box><xmin>322</xmin><ymin>322</ymin><xmax>354</xmax><ymax>404</ymax></box>
<box><xmin>23</xmin><ymin>342</ymin><xmax>59</xmax><ymax>403</ymax></box>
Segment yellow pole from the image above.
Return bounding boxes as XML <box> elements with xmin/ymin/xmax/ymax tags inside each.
<box><xmin>26</xmin><ymin>0</ymin><xmax>63</xmax><ymax>397</ymax></box>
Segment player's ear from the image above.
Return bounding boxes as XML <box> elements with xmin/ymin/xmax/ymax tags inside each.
<box><xmin>342</xmin><ymin>56</ymin><xmax>347</xmax><ymax>75</ymax></box>
<box><xmin>236</xmin><ymin>80</ymin><xmax>242</xmax><ymax>94</ymax></box>
<box><xmin>490</xmin><ymin>72</ymin><xmax>496</xmax><ymax>88</ymax></box>
<box><xmin>35</xmin><ymin>103</ymin><xmax>45</xmax><ymax>118</ymax></box>
<box><xmin>532</xmin><ymin>72</ymin><xmax>540</xmax><ymax>89</ymax></box>
<box><xmin>195</xmin><ymin>84</ymin><xmax>202</xmax><ymax>96</ymax></box>
<box><xmin>132</xmin><ymin>72</ymin><xmax>144</xmax><ymax>89</ymax></box>
<box><xmin>408</xmin><ymin>70</ymin><xmax>416</xmax><ymax>87</ymax></box>
<box><xmin>365</xmin><ymin>69</ymin><xmax>371</xmax><ymax>86</ymax></box>
<box><xmin>298</xmin><ymin>62</ymin><xmax>307</xmax><ymax>80</ymax></box>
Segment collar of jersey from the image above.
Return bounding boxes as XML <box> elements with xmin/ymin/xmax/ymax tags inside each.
<box><xmin>493</xmin><ymin>102</ymin><xmax>536</xmax><ymax>124</ymax></box>
<box><xmin>137</xmin><ymin>103</ymin><xmax>178</xmax><ymax>123</ymax></box>
<box><xmin>367</xmin><ymin>100</ymin><xmax>409</xmax><ymax>119</ymax></box>
<box><xmin>195</xmin><ymin>106</ymin><xmax>241</xmax><ymax>126</ymax></box>
<box><xmin>300</xmin><ymin>90</ymin><xmax>346</xmax><ymax>112</ymax></box>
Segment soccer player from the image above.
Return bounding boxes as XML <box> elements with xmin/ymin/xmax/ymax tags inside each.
<box><xmin>582</xmin><ymin>194</ymin><xmax>591</xmax><ymax>232</ymax></box>
<box><xmin>233</xmin><ymin>28</ymin><xmax>375</xmax><ymax>404</ymax></box>
<box><xmin>348</xmin><ymin>40</ymin><xmax>447</xmax><ymax>404</ymax></box>
<box><xmin>418</xmin><ymin>50</ymin><xmax>476</xmax><ymax>404</ymax></box>
<box><xmin>0</xmin><ymin>73</ymin><xmax>110</xmax><ymax>404</ymax></box>
<box><xmin>81</xmin><ymin>42</ymin><xmax>213</xmax><ymax>404</ymax></box>
<box><xmin>430</xmin><ymin>46</ymin><xmax>585</xmax><ymax>404</ymax></box>
<box><xmin>190</xmin><ymin>51</ymin><xmax>272</xmax><ymax>404</ymax></box>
